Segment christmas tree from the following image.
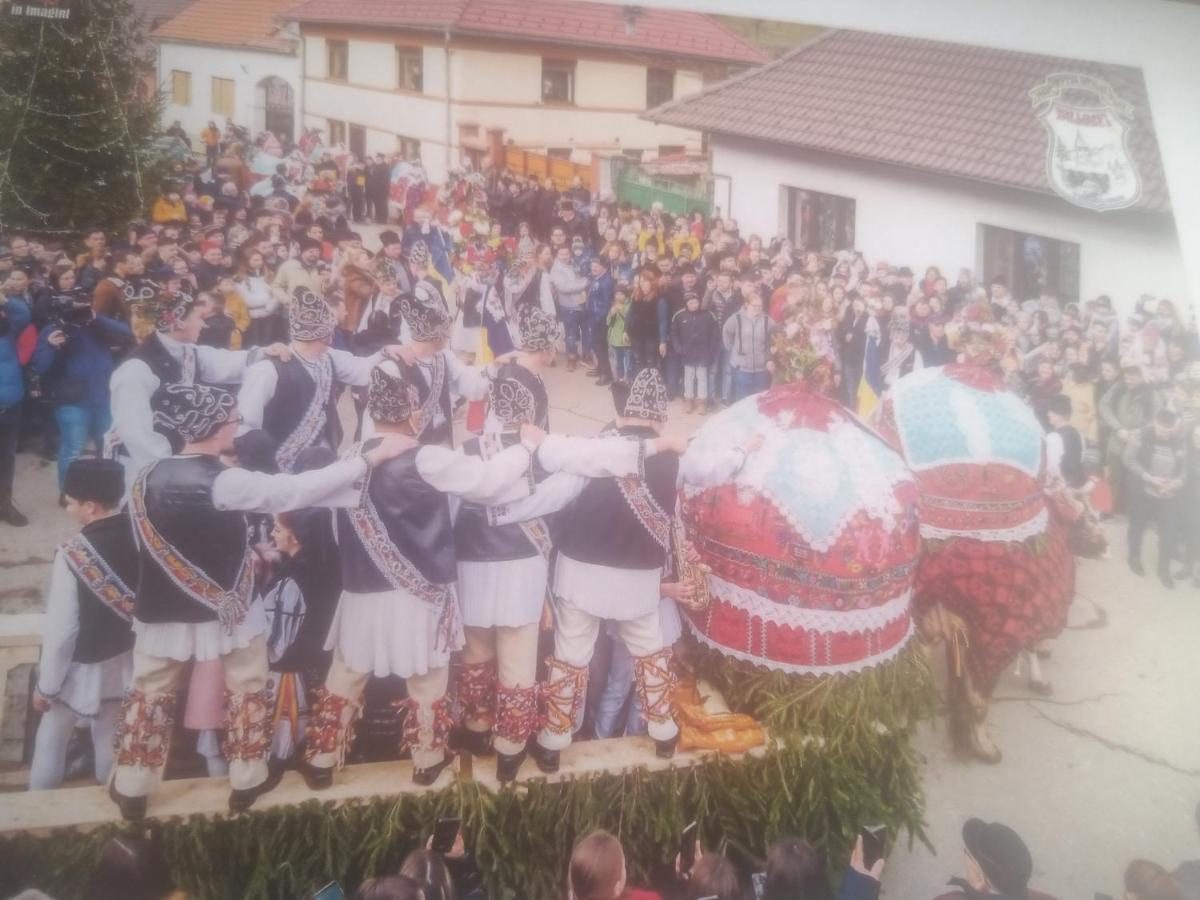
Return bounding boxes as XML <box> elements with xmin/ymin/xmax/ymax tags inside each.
<box><xmin>0</xmin><ymin>0</ymin><xmax>170</xmax><ymax>236</ymax></box>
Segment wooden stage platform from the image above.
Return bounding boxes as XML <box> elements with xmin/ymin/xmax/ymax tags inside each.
<box><xmin>0</xmin><ymin>736</ymin><xmax>769</xmax><ymax>838</ymax></box>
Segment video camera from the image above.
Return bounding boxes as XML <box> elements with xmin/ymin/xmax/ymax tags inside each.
<box><xmin>47</xmin><ymin>289</ymin><xmax>93</xmax><ymax>329</ymax></box>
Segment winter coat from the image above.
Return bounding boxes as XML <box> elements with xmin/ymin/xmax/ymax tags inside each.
<box><xmin>722</xmin><ymin>309</ymin><xmax>770</xmax><ymax>374</ymax></box>
<box><xmin>670</xmin><ymin>308</ymin><xmax>718</xmax><ymax>366</ymax></box>
<box><xmin>587</xmin><ymin>271</ymin><xmax>614</xmax><ymax>321</ymax></box>
<box><xmin>0</xmin><ymin>298</ymin><xmax>31</xmax><ymax>408</ymax></box>
<box><xmin>549</xmin><ymin>260</ymin><xmax>588</xmax><ymax>311</ymax></box>
<box><xmin>606</xmin><ymin>301</ymin><xmax>631</xmax><ymax>348</ymax></box>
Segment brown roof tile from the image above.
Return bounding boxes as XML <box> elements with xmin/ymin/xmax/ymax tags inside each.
<box><xmin>646</xmin><ymin>29</ymin><xmax>1169</xmax><ymax>214</ymax></box>
<box><xmin>282</xmin><ymin>0</ymin><xmax>768</xmax><ymax>66</ymax></box>
<box><xmin>154</xmin><ymin>0</ymin><xmax>299</xmax><ymax>53</ymax></box>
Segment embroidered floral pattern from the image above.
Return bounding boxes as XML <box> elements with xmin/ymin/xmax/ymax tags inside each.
<box><xmin>495</xmin><ymin>684</ymin><xmax>538</xmax><ymax>746</ymax></box>
<box><xmin>61</xmin><ymin>535</ymin><xmax>135</xmax><ymax>622</ymax></box>
<box><xmin>615</xmin><ymin>476</ymin><xmax>671</xmax><ymax>553</ymax></box>
<box><xmin>454</xmin><ymin>660</ymin><xmax>497</xmax><ymax>725</ymax></box>
<box><xmin>130</xmin><ymin>464</ymin><xmax>254</xmax><ymax>634</ymax></box>
<box><xmin>633</xmin><ymin>647</ymin><xmax>676</xmax><ymax>726</ymax></box>
<box><xmin>115</xmin><ymin>689</ymin><xmax>177</xmax><ymax>770</ymax></box>
<box><xmin>275</xmin><ymin>353</ymin><xmax>334</xmax><ymax>473</ymax></box>
<box><xmin>398</xmin><ymin>696</ymin><xmax>454</xmax><ymax>757</ymax></box>
<box><xmin>222</xmin><ymin>689</ymin><xmax>274</xmax><ymax>763</ymax></box>
<box><xmin>539</xmin><ymin>657</ymin><xmax>588</xmax><ymax>736</ymax></box>
<box><xmin>304</xmin><ymin>689</ymin><xmax>362</xmax><ymax>770</ymax></box>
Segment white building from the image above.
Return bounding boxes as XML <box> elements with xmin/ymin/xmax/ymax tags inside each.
<box><xmin>154</xmin><ymin>0</ymin><xmax>302</xmax><ymax>143</ymax></box>
<box><xmin>647</xmin><ymin>30</ymin><xmax>1189</xmax><ymax>312</ymax></box>
<box><xmin>283</xmin><ymin>0</ymin><xmax>767</xmax><ymax>183</ymax></box>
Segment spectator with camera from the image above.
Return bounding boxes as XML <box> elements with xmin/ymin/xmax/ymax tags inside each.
<box><xmin>30</xmin><ymin>288</ymin><xmax>133</xmax><ymax>498</ymax></box>
<box><xmin>0</xmin><ymin>277</ymin><xmax>32</xmax><ymax>526</ymax></box>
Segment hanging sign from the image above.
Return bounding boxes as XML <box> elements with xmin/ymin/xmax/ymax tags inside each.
<box><xmin>6</xmin><ymin>0</ymin><xmax>73</xmax><ymax>19</ymax></box>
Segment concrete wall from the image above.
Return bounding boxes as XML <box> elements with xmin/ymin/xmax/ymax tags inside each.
<box><xmin>159</xmin><ymin>41</ymin><xmax>301</xmax><ymax>141</ymax></box>
<box><xmin>712</xmin><ymin>134</ymin><xmax>1190</xmax><ymax>315</ymax></box>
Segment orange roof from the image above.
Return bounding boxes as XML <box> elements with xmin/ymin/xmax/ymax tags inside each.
<box><xmin>153</xmin><ymin>0</ymin><xmax>298</xmax><ymax>53</ymax></box>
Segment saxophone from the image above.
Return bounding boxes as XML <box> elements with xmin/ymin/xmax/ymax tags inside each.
<box><xmin>673</xmin><ymin>512</ymin><xmax>713</xmax><ymax>612</ymax></box>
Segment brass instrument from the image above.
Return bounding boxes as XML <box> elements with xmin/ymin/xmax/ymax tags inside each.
<box><xmin>673</xmin><ymin>513</ymin><xmax>713</xmax><ymax>612</ymax></box>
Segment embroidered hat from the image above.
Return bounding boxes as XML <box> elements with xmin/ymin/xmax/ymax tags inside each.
<box><xmin>289</xmin><ymin>286</ymin><xmax>337</xmax><ymax>342</ymax></box>
<box><xmin>140</xmin><ymin>288</ymin><xmax>201</xmax><ymax>333</ymax></box>
<box><xmin>489</xmin><ymin>362</ymin><xmax>548</xmax><ymax>429</ymax></box>
<box><xmin>517</xmin><ymin>304</ymin><xmax>562</xmax><ymax>353</ymax></box>
<box><xmin>368</xmin><ymin>361</ymin><xmax>421</xmax><ymax>426</ymax></box>
<box><xmin>408</xmin><ymin>240</ymin><xmax>430</xmax><ymax>267</ymax></box>
<box><xmin>620</xmin><ymin>367</ymin><xmax>669</xmax><ymax>422</ymax></box>
<box><xmin>399</xmin><ymin>292</ymin><xmax>451</xmax><ymax>342</ymax></box>
<box><xmin>152</xmin><ymin>382</ymin><xmax>237</xmax><ymax>443</ymax></box>
<box><xmin>63</xmin><ymin>458</ymin><xmax>125</xmax><ymax>508</ymax></box>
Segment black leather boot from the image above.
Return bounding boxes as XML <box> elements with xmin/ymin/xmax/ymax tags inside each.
<box><xmin>528</xmin><ymin>740</ymin><xmax>560</xmax><ymax>774</ymax></box>
<box><xmin>495</xmin><ymin>749</ymin><xmax>527</xmax><ymax>784</ymax></box>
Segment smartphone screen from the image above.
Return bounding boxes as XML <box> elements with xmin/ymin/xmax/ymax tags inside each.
<box><xmin>860</xmin><ymin>824</ymin><xmax>887</xmax><ymax>869</ymax></box>
<box><xmin>313</xmin><ymin>882</ymin><xmax>345</xmax><ymax>900</ymax></box>
<box><xmin>431</xmin><ymin>816</ymin><xmax>461</xmax><ymax>854</ymax></box>
<box><xmin>680</xmin><ymin>821</ymin><xmax>698</xmax><ymax>873</ymax></box>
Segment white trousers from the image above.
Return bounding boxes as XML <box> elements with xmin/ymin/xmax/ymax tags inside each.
<box><xmin>461</xmin><ymin>623</ymin><xmax>540</xmax><ymax>755</ymax></box>
<box><xmin>28</xmin><ymin>700</ymin><xmax>120</xmax><ymax>790</ymax></box>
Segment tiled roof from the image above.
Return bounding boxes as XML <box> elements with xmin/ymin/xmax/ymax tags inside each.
<box><xmin>129</xmin><ymin>0</ymin><xmax>195</xmax><ymax>30</ymax></box>
<box><xmin>153</xmin><ymin>0</ymin><xmax>299</xmax><ymax>53</ymax></box>
<box><xmin>645</xmin><ymin>29</ymin><xmax>1171</xmax><ymax>214</ymax></box>
<box><xmin>282</xmin><ymin>0</ymin><xmax>769</xmax><ymax>66</ymax></box>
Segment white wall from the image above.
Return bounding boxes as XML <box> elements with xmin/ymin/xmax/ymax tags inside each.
<box><xmin>712</xmin><ymin>134</ymin><xmax>1190</xmax><ymax>314</ymax></box>
<box><xmin>159</xmin><ymin>41</ymin><xmax>301</xmax><ymax>141</ymax></box>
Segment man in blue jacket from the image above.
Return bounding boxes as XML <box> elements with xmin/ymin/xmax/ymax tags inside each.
<box><xmin>585</xmin><ymin>256</ymin><xmax>614</xmax><ymax>387</ymax></box>
<box><xmin>0</xmin><ymin>285</ymin><xmax>32</xmax><ymax>526</ymax></box>
<box><xmin>31</xmin><ymin>291</ymin><xmax>134</xmax><ymax>498</ymax></box>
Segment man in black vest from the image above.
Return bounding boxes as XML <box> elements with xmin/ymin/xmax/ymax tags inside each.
<box><xmin>301</xmin><ymin>361</ymin><xmax>545</xmax><ymax>789</ymax></box>
<box><xmin>108</xmin><ymin>290</ymin><xmax>291</xmax><ymax>489</ymax></box>
<box><xmin>110</xmin><ymin>383</ymin><xmax>412</xmax><ymax>820</ymax></box>
<box><xmin>29</xmin><ymin>459</ymin><xmax>136</xmax><ymax>790</ymax></box>
<box><xmin>490</xmin><ymin>368</ymin><xmax>683</xmax><ymax>773</ymax></box>
<box><xmin>1045</xmin><ymin>394</ymin><xmax>1087</xmax><ymax>490</ymax></box>
<box><xmin>236</xmin><ymin>287</ymin><xmax>414</xmax><ymax>472</ymax></box>
<box><xmin>1123</xmin><ymin>408</ymin><xmax>1186</xmax><ymax>587</ymax></box>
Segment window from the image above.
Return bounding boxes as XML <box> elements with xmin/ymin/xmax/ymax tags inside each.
<box><xmin>547</xmin><ymin>147</ymin><xmax>573</xmax><ymax>160</ymax></box>
<box><xmin>657</xmin><ymin>145</ymin><xmax>686</xmax><ymax>158</ymax></box>
<box><xmin>781</xmin><ymin>186</ymin><xmax>856</xmax><ymax>254</ymax></box>
<box><xmin>622</xmin><ymin>148</ymin><xmax>644</xmax><ymax>162</ymax></box>
<box><xmin>541</xmin><ymin>60</ymin><xmax>575</xmax><ymax>105</ymax></box>
<box><xmin>646</xmin><ymin>67</ymin><xmax>673</xmax><ymax>109</ymax></box>
<box><xmin>329</xmin><ymin>119</ymin><xmax>346</xmax><ymax>147</ymax></box>
<box><xmin>327</xmin><ymin>39</ymin><xmax>349</xmax><ymax>81</ymax></box>
<box><xmin>349</xmin><ymin>123</ymin><xmax>366</xmax><ymax>160</ymax></box>
<box><xmin>396</xmin><ymin>135</ymin><xmax>421</xmax><ymax>159</ymax></box>
<box><xmin>211</xmin><ymin>77</ymin><xmax>235</xmax><ymax>117</ymax></box>
<box><xmin>396</xmin><ymin>46</ymin><xmax>422</xmax><ymax>92</ymax></box>
<box><xmin>980</xmin><ymin>224</ymin><xmax>1080</xmax><ymax>302</ymax></box>
<box><xmin>171</xmin><ymin>70</ymin><xmax>191</xmax><ymax>106</ymax></box>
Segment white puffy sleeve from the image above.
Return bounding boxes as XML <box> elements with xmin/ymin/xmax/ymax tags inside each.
<box><xmin>36</xmin><ymin>552</ymin><xmax>80</xmax><ymax>700</ymax></box>
<box><xmin>414</xmin><ymin>443</ymin><xmax>532</xmax><ymax>505</ymax></box>
<box><xmin>235</xmin><ymin>360</ymin><xmax>279</xmax><ymax>434</ymax></box>
<box><xmin>328</xmin><ymin>347</ymin><xmax>385</xmax><ymax>387</ymax></box>
<box><xmin>110</xmin><ymin>359</ymin><xmax>173</xmax><ymax>466</ymax></box>
<box><xmin>213</xmin><ymin>456</ymin><xmax>369</xmax><ymax>513</ymax></box>
<box><xmin>489</xmin><ymin>471</ymin><xmax>589</xmax><ymax>524</ymax></box>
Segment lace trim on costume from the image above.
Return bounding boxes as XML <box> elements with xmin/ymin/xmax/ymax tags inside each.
<box><xmin>616</xmin><ymin>475</ymin><xmax>671</xmax><ymax>553</ymax></box>
<box><xmin>685</xmin><ymin>615</ymin><xmax>915</xmax><ymax>677</ymax></box>
<box><xmin>416</xmin><ymin>354</ymin><xmax>447</xmax><ymax>440</ymax></box>
<box><xmin>130</xmin><ymin>463</ymin><xmax>254</xmax><ymax>634</ymax></box>
<box><xmin>275</xmin><ymin>353</ymin><xmax>333</xmax><ymax>472</ymax></box>
<box><xmin>61</xmin><ymin>535</ymin><xmax>135</xmax><ymax>623</ymax></box>
<box><xmin>919</xmin><ymin>506</ymin><xmax>1048</xmax><ymax>542</ymax></box>
<box><xmin>706</xmin><ymin>572</ymin><xmax>912</xmax><ymax>635</ymax></box>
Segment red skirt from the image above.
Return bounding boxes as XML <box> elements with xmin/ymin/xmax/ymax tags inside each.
<box><xmin>914</xmin><ymin>520</ymin><xmax>1075</xmax><ymax>693</ymax></box>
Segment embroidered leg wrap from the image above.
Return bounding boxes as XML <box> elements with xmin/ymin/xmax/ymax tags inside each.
<box><xmin>222</xmin><ymin>689</ymin><xmax>273</xmax><ymax>764</ymax></box>
<box><xmin>303</xmin><ymin>689</ymin><xmax>362</xmax><ymax>771</ymax></box>
<box><xmin>633</xmin><ymin>648</ymin><xmax>679</xmax><ymax>742</ymax></box>
<box><xmin>399</xmin><ymin>696</ymin><xmax>454</xmax><ymax>771</ymax></box>
<box><xmin>113</xmin><ymin>689</ymin><xmax>177</xmax><ymax>797</ymax></box>
<box><xmin>538</xmin><ymin>657</ymin><xmax>588</xmax><ymax>751</ymax></box>
<box><xmin>453</xmin><ymin>660</ymin><xmax>498</xmax><ymax>731</ymax></box>
<box><xmin>494</xmin><ymin>684</ymin><xmax>538</xmax><ymax>756</ymax></box>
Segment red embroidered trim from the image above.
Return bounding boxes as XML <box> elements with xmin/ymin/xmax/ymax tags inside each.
<box><xmin>61</xmin><ymin>535</ymin><xmax>135</xmax><ymax>622</ymax></box>
<box><xmin>221</xmin><ymin>689</ymin><xmax>273</xmax><ymax>763</ymax></box>
<box><xmin>303</xmin><ymin>689</ymin><xmax>362</xmax><ymax>768</ymax></box>
<box><xmin>539</xmin><ymin>657</ymin><xmax>588</xmax><ymax>736</ymax></box>
<box><xmin>454</xmin><ymin>660</ymin><xmax>497</xmax><ymax>725</ymax></box>
<box><xmin>633</xmin><ymin>647</ymin><xmax>676</xmax><ymax>726</ymax></box>
<box><xmin>615</xmin><ymin>476</ymin><xmax>671</xmax><ymax>553</ymax></box>
<box><xmin>495</xmin><ymin>684</ymin><xmax>538</xmax><ymax>745</ymax></box>
<box><xmin>115</xmin><ymin>689</ymin><xmax>177</xmax><ymax>770</ymax></box>
<box><xmin>398</xmin><ymin>696</ymin><xmax>454</xmax><ymax>755</ymax></box>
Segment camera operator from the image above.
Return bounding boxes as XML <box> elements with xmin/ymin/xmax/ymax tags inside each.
<box><xmin>30</xmin><ymin>290</ymin><xmax>133</xmax><ymax>499</ymax></box>
<box><xmin>0</xmin><ymin>278</ymin><xmax>32</xmax><ymax>526</ymax></box>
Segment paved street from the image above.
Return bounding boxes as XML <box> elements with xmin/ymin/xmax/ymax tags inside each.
<box><xmin>1</xmin><ymin>365</ymin><xmax>1197</xmax><ymax>897</ymax></box>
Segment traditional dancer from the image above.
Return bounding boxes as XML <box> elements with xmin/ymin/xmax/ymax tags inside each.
<box><xmin>29</xmin><ymin>459</ymin><xmax>136</xmax><ymax>790</ymax></box>
<box><xmin>108</xmin><ymin>290</ymin><xmax>289</xmax><ymax>487</ymax></box>
<box><xmin>490</xmin><ymin>368</ymin><xmax>682</xmax><ymax>773</ymax></box>
<box><xmin>110</xmin><ymin>383</ymin><xmax>412</xmax><ymax>820</ymax></box>
<box><xmin>874</xmin><ymin>304</ymin><xmax>1075</xmax><ymax>762</ymax></box>
<box><xmin>236</xmin><ymin>287</ymin><xmax>412</xmax><ymax>472</ymax></box>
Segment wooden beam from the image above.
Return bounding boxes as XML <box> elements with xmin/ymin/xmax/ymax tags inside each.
<box><xmin>0</xmin><ymin>736</ymin><xmax>768</xmax><ymax>838</ymax></box>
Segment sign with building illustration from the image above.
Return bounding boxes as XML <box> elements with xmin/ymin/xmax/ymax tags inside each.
<box><xmin>1030</xmin><ymin>72</ymin><xmax>1142</xmax><ymax>211</ymax></box>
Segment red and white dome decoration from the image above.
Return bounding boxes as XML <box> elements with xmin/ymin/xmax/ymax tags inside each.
<box><xmin>678</xmin><ymin>382</ymin><xmax>920</xmax><ymax>675</ymax></box>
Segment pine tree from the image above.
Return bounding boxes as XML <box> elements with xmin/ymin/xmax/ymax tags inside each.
<box><xmin>0</xmin><ymin>0</ymin><xmax>170</xmax><ymax>236</ymax></box>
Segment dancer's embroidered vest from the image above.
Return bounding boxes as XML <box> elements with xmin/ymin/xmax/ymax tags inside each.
<box><xmin>261</xmin><ymin>355</ymin><xmax>340</xmax><ymax>472</ymax></box>
<box><xmin>61</xmin><ymin>513</ymin><xmax>138</xmax><ymax>663</ymax></box>
<box><xmin>454</xmin><ymin>433</ymin><xmax>549</xmax><ymax>562</ymax></box>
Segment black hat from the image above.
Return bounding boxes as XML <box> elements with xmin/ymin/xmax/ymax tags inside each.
<box><xmin>489</xmin><ymin>361</ymin><xmax>548</xmax><ymax>430</ymax></box>
<box><xmin>379</xmin><ymin>230</ymin><xmax>402</xmax><ymax>247</ymax></box>
<box><xmin>619</xmin><ymin>368</ymin><xmax>668</xmax><ymax>422</ymax></box>
<box><xmin>962</xmin><ymin>819</ymin><xmax>1032</xmax><ymax>896</ymax></box>
<box><xmin>63</xmin><ymin>459</ymin><xmax>124</xmax><ymax>508</ymax></box>
<box><xmin>368</xmin><ymin>361</ymin><xmax>420</xmax><ymax>425</ymax></box>
<box><xmin>152</xmin><ymin>383</ymin><xmax>237</xmax><ymax>443</ymax></box>
<box><xmin>298</xmin><ymin>236</ymin><xmax>322</xmax><ymax>253</ymax></box>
